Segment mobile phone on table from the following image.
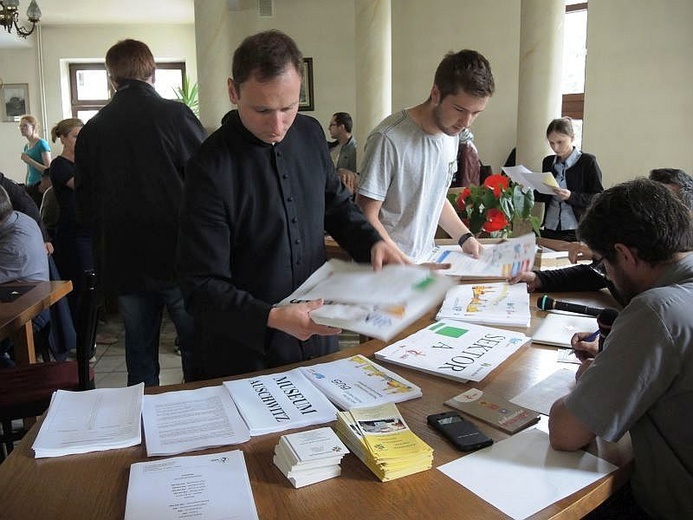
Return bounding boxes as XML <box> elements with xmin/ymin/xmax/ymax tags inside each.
<box><xmin>427</xmin><ymin>411</ymin><xmax>493</xmax><ymax>452</ymax></box>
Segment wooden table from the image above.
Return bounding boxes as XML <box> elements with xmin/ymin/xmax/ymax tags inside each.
<box><xmin>0</xmin><ymin>280</ymin><xmax>73</xmax><ymax>365</ymax></box>
<box><xmin>0</xmin><ymin>291</ymin><xmax>632</xmax><ymax>520</ymax></box>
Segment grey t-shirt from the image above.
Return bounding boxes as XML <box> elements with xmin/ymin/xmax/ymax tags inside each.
<box><xmin>357</xmin><ymin>110</ymin><xmax>458</xmax><ymax>262</ymax></box>
<box><xmin>565</xmin><ymin>253</ymin><xmax>693</xmax><ymax>519</ymax></box>
<box><xmin>0</xmin><ymin>211</ymin><xmax>49</xmax><ymax>283</ymax></box>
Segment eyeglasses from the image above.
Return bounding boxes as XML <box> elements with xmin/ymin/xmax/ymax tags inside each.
<box><xmin>589</xmin><ymin>257</ymin><xmax>607</xmax><ymax>278</ymax></box>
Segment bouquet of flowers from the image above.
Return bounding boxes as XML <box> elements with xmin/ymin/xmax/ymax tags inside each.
<box><xmin>451</xmin><ymin>174</ymin><xmax>540</xmax><ymax>238</ymax></box>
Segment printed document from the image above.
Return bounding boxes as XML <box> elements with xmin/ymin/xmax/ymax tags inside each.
<box><xmin>142</xmin><ymin>385</ymin><xmax>250</xmax><ymax>457</ymax></box>
<box><xmin>438</xmin><ymin>428</ymin><xmax>617</xmax><ymax>520</ymax></box>
<box><xmin>502</xmin><ymin>165</ymin><xmax>559</xmax><ymax>195</ymax></box>
<box><xmin>421</xmin><ymin>233</ymin><xmax>536</xmax><ymax>279</ymax></box>
<box><xmin>279</xmin><ymin>259</ymin><xmax>454</xmax><ymax>341</ymax></box>
<box><xmin>124</xmin><ymin>449</ymin><xmax>259</xmax><ymax>520</ymax></box>
<box><xmin>32</xmin><ymin>384</ymin><xmax>144</xmax><ymax>458</ymax></box>
<box><xmin>224</xmin><ymin>368</ymin><xmax>338</xmax><ymax>436</ymax></box>
<box><xmin>299</xmin><ymin>354</ymin><xmax>421</xmax><ymax>410</ymax></box>
<box><xmin>436</xmin><ymin>282</ymin><xmax>531</xmax><ymax>327</ymax></box>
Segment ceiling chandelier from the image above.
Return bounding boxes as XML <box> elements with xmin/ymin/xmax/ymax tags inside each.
<box><xmin>1</xmin><ymin>0</ymin><xmax>42</xmax><ymax>38</ymax></box>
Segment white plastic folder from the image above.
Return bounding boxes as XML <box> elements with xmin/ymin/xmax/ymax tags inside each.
<box><xmin>438</xmin><ymin>428</ymin><xmax>617</xmax><ymax>520</ymax></box>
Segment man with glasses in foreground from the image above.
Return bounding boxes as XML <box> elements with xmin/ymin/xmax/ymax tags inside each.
<box><xmin>510</xmin><ymin>168</ymin><xmax>693</xmax><ymax>305</ymax></box>
<box><xmin>548</xmin><ymin>178</ymin><xmax>693</xmax><ymax>519</ymax></box>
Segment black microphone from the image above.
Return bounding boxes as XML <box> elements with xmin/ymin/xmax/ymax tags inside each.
<box><xmin>597</xmin><ymin>307</ymin><xmax>619</xmax><ymax>352</ymax></box>
<box><xmin>537</xmin><ymin>295</ymin><xmax>603</xmax><ymax>317</ymax></box>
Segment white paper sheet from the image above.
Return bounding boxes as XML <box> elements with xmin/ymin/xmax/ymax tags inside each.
<box><xmin>32</xmin><ymin>384</ymin><xmax>144</xmax><ymax>458</ymax></box>
<box><xmin>438</xmin><ymin>428</ymin><xmax>617</xmax><ymax>520</ymax></box>
<box><xmin>142</xmin><ymin>385</ymin><xmax>250</xmax><ymax>456</ymax></box>
<box><xmin>502</xmin><ymin>165</ymin><xmax>559</xmax><ymax>195</ymax></box>
<box><xmin>510</xmin><ymin>368</ymin><xmax>577</xmax><ymax>415</ymax></box>
<box><xmin>124</xmin><ymin>449</ymin><xmax>259</xmax><ymax>520</ymax></box>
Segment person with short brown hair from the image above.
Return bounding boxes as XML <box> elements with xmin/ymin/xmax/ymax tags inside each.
<box><xmin>75</xmin><ymin>39</ymin><xmax>206</xmax><ymax>386</ymax></box>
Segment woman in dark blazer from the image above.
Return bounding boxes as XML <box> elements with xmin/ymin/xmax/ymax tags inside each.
<box><xmin>535</xmin><ymin>117</ymin><xmax>603</xmax><ymax>242</ymax></box>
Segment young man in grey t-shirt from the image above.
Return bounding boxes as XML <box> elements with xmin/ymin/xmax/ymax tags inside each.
<box><xmin>356</xmin><ymin>50</ymin><xmax>494</xmax><ymax>263</ymax></box>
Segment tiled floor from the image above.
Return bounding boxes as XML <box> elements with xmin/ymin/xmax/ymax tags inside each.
<box><xmin>93</xmin><ymin>313</ymin><xmax>361</xmax><ymax>388</ymax></box>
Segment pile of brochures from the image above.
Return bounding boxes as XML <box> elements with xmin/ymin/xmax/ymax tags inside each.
<box><xmin>273</xmin><ymin>427</ymin><xmax>350</xmax><ymax>488</ymax></box>
<box><xmin>334</xmin><ymin>402</ymin><xmax>433</xmax><ymax>482</ymax></box>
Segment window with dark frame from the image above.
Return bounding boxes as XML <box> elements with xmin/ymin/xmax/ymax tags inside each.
<box><xmin>69</xmin><ymin>62</ymin><xmax>186</xmax><ymax>121</ymax></box>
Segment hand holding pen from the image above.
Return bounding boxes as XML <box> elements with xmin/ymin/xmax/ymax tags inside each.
<box><xmin>570</xmin><ymin>330</ymin><xmax>600</xmax><ymax>362</ymax></box>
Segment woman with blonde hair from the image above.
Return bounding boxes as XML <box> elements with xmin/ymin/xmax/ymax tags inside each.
<box><xmin>19</xmin><ymin>114</ymin><xmax>52</xmax><ymax>207</ymax></box>
<box><xmin>49</xmin><ymin>118</ymin><xmax>91</xmax><ymax>322</ymax></box>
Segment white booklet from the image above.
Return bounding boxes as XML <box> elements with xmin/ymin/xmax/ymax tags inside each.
<box><xmin>375</xmin><ymin>320</ymin><xmax>530</xmax><ymax>383</ymax></box>
<box><xmin>223</xmin><ymin>368</ymin><xmax>338</xmax><ymax>436</ymax></box>
<box><xmin>421</xmin><ymin>234</ymin><xmax>537</xmax><ymax>279</ymax></box>
<box><xmin>438</xmin><ymin>428</ymin><xmax>617</xmax><ymax>520</ymax></box>
<box><xmin>532</xmin><ymin>312</ymin><xmax>598</xmax><ymax>348</ymax></box>
<box><xmin>141</xmin><ymin>385</ymin><xmax>250</xmax><ymax>457</ymax></box>
<box><xmin>436</xmin><ymin>282</ymin><xmax>531</xmax><ymax>327</ymax></box>
<box><xmin>124</xmin><ymin>450</ymin><xmax>259</xmax><ymax>520</ymax></box>
<box><xmin>278</xmin><ymin>259</ymin><xmax>454</xmax><ymax>341</ymax></box>
<box><xmin>502</xmin><ymin>164</ymin><xmax>559</xmax><ymax>195</ymax></box>
<box><xmin>32</xmin><ymin>384</ymin><xmax>144</xmax><ymax>458</ymax></box>
<box><xmin>299</xmin><ymin>354</ymin><xmax>422</xmax><ymax>410</ymax></box>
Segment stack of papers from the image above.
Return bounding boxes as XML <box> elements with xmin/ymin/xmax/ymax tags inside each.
<box><xmin>279</xmin><ymin>259</ymin><xmax>454</xmax><ymax>341</ymax></box>
<box><xmin>375</xmin><ymin>321</ymin><xmax>531</xmax><ymax>383</ymax></box>
<box><xmin>125</xmin><ymin>450</ymin><xmax>259</xmax><ymax>520</ymax></box>
<box><xmin>299</xmin><ymin>354</ymin><xmax>422</xmax><ymax>410</ymax></box>
<box><xmin>33</xmin><ymin>384</ymin><xmax>144</xmax><ymax>458</ymax></box>
<box><xmin>436</xmin><ymin>282</ymin><xmax>531</xmax><ymax>327</ymax></box>
<box><xmin>334</xmin><ymin>403</ymin><xmax>433</xmax><ymax>482</ymax></box>
<box><xmin>223</xmin><ymin>368</ymin><xmax>338</xmax><ymax>436</ymax></box>
<box><xmin>421</xmin><ymin>234</ymin><xmax>537</xmax><ymax>279</ymax></box>
<box><xmin>141</xmin><ymin>385</ymin><xmax>250</xmax><ymax>456</ymax></box>
<box><xmin>273</xmin><ymin>427</ymin><xmax>349</xmax><ymax>488</ymax></box>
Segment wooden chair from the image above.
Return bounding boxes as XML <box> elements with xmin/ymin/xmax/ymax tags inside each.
<box><xmin>0</xmin><ymin>270</ymin><xmax>98</xmax><ymax>461</ymax></box>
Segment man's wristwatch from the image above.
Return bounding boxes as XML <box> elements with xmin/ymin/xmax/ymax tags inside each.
<box><xmin>458</xmin><ymin>232</ymin><xmax>474</xmax><ymax>248</ymax></box>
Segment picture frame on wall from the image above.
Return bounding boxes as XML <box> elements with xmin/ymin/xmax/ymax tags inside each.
<box><xmin>299</xmin><ymin>57</ymin><xmax>314</xmax><ymax>112</ymax></box>
<box><xmin>1</xmin><ymin>83</ymin><xmax>29</xmax><ymax>122</ymax></box>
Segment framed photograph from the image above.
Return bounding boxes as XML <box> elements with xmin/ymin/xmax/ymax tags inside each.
<box><xmin>299</xmin><ymin>57</ymin><xmax>314</xmax><ymax>112</ymax></box>
<box><xmin>2</xmin><ymin>83</ymin><xmax>29</xmax><ymax>122</ymax></box>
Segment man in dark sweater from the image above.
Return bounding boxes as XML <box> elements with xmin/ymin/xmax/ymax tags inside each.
<box><xmin>75</xmin><ymin>39</ymin><xmax>206</xmax><ymax>386</ymax></box>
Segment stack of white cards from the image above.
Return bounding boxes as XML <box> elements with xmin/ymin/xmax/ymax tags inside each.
<box><xmin>273</xmin><ymin>427</ymin><xmax>349</xmax><ymax>488</ymax></box>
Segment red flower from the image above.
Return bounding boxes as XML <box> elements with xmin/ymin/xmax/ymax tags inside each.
<box><xmin>456</xmin><ymin>187</ymin><xmax>472</xmax><ymax>210</ymax></box>
<box><xmin>483</xmin><ymin>174</ymin><xmax>509</xmax><ymax>198</ymax></box>
<box><xmin>482</xmin><ymin>208</ymin><xmax>509</xmax><ymax>232</ymax></box>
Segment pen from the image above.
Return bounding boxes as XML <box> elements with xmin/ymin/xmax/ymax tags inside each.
<box><xmin>584</xmin><ymin>329</ymin><xmax>599</xmax><ymax>342</ymax></box>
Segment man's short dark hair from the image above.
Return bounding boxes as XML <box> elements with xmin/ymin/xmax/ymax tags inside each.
<box><xmin>0</xmin><ymin>185</ymin><xmax>13</xmax><ymax>224</ymax></box>
<box><xmin>578</xmin><ymin>178</ymin><xmax>693</xmax><ymax>265</ymax></box>
<box><xmin>105</xmin><ymin>39</ymin><xmax>156</xmax><ymax>84</ymax></box>
<box><xmin>333</xmin><ymin>112</ymin><xmax>352</xmax><ymax>133</ymax></box>
<box><xmin>434</xmin><ymin>49</ymin><xmax>495</xmax><ymax>101</ymax></box>
<box><xmin>232</xmin><ymin>30</ymin><xmax>303</xmax><ymax>88</ymax></box>
<box><xmin>649</xmin><ymin>168</ymin><xmax>693</xmax><ymax>211</ymax></box>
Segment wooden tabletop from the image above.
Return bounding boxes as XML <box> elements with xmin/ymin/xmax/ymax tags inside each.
<box><xmin>0</xmin><ymin>291</ymin><xmax>632</xmax><ymax>520</ymax></box>
<box><xmin>0</xmin><ymin>280</ymin><xmax>73</xmax><ymax>364</ymax></box>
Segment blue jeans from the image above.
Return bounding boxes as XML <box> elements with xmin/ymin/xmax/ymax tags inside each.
<box><xmin>118</xmin><ymin>287</ymin><xmax>195</xmax><ymax>387</ymax></box>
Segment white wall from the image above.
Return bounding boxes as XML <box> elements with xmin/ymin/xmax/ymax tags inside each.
<box><xmin>0</xmin><ymin>24</ymin><xmax>196</xmax><ymax>183</ymax></box>
<box><xmin>583</xmin><ymin>0</ymin><xmax>693</xmax><ymax>186</ymax></box>
<box><xmin>392</xmin><ymin>0</ymin><xmax>521</xmax><ymax>173</ymax></box>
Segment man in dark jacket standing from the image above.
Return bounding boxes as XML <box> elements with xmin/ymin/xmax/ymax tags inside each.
<box><xmin>75</xmin><ymin>39</ymin><xmax>206</xmax><ymax>386</ymax></box>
